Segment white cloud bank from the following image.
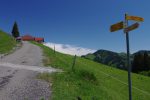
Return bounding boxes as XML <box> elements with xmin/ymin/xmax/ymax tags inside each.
<box><xmin>43</xmin><ymin>42</ymin><xmax>96</xmax><ymax>56</ymax></box>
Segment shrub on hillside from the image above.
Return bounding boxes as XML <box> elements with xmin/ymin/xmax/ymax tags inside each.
<box><xmin>139</xmin><ymin>71</ymin><xmax>150</xmax><ymax>77</ymax></box>
<box><xmin>79</xmin><ymin>70</ymin><xmax>97</xmax><ymax>82</ymax></box>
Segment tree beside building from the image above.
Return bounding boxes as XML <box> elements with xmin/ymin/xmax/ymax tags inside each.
<box><xmin>12</xmin><ymin>22</ymin><xmax>20</xmax><ymax>38</ymax></box>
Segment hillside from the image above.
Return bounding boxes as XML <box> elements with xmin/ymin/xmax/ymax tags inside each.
<box><xmin>82</xmin><ymin>49</ymin><xmax>127</xmax><ymax>70</ymax></box>
<box><xmin>82</xmin><ymin>50</ymin><xmax>150</xmax><ymax>71</ymax></box>
<box><xmin>133</xmin><ymin>50</ymin><xmax>150</xmax><ymax>56</ymax></box>
<box><xmin>0</xmin><ymin>30</ymin><xmax>17</xmax><ymax>54</ymax></box>
<box><xmin>33</xmin><ymin>42</ymin><xmax>150</xmax><ymax>100</ymax></box>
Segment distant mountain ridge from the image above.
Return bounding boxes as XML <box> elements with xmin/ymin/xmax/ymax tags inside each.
<box><xmin>133</xmin><ymin>50</ymin><xmax>150</xmax><ymax>55</ymax></box>
<box><xmin>82</xmin><ymin>49</ymin><xmax>150</xmax><ymax>70</ymax></box>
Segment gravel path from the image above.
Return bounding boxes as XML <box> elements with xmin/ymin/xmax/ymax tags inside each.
<box><xmin>0</xmin><ymin>41</ymin><xmax>54</xmax><ymax>100</ymax></box>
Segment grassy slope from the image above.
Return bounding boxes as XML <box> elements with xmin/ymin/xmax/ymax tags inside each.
<box><xmin>33</xmin><ymin>42</ymin><xmax>150</xmax><ymax>100</ymax></box>
<box><xmin>82</xmin><ymin>54</ymin><xmax>96</xmax><ymax>60</ymax></box>
<box><xmin>0</xmin><ymin>30</ymin><xmax>17</xmax><ymax>54</ymax></box>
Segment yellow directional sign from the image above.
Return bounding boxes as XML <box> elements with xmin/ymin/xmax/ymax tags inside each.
<box><xmin>126</xmin><ymin>15</ymin><xmax>144</xmax><ymax>22</ymax></box>
<box><xmin>124</xmin><ymin>22</ymin><xmax>139</xmax><ymax>33</ymax></box>
<box><xmin>110</xmin><ymin>21</ymin><xmax>124</xmax><ymax>32</ymax></box>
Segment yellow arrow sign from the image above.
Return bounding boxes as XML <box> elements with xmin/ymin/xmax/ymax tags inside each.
<box><xmin>124</xmin><ymin>22</ymin><xmax>139</xmax><ymax>33</ymax></box>
<box><xmin>126</xmin><ymin>15</ymin><xmax>144</xmax><ymax>22</ymax></box>
<box><xmin>110</xmin><ymin>21</ymin><xmax>124</xmax><ymax>32</ymax></box>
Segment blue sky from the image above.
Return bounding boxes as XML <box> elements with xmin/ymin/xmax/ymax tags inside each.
<box><xmin>0</xmin><ymin>0</ymin><xmax>150</xmax><ymax>53</ymax></box>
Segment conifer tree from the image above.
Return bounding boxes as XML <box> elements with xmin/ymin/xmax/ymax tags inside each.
<box><xmin>132</xmin><ymin>53</ymin><xmax>143</xmax><ymax>72</ymax></box>
<box><xmin>12</xmin><ymin>22</ymin><xmax>20</xmax><ymax>38</ymax></box>
<box><xmin>144</xmin><ymin>51</ymin><xmax>150</xmax><ymax>70</ymax></box>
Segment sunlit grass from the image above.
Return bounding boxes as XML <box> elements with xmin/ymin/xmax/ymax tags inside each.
<box><xmin>0</xmin><ymin>30</ymin><xmax>17</xmax><ymax>54</ymax></box>
<box><xmin>33</xmin><ymin>42</ymin><xmax>150</xmax><ymax>100</ymax></box>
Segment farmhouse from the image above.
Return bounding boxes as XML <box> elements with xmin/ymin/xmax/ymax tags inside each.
<box><xmin>34</xmin><ymin>37</ymin><xmax>44</xmax><ymax>43</ymax></box>
<box><xmin>21</xmin><ymin>35</ymin><xmax>44</xmax><ymax>43</ymax></box>
<box><xmin>22</xmin><ymin>35</ymin><xmax>34</xmax><ymax>41</ymax></box>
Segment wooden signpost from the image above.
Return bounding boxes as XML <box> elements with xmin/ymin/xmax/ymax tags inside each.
<box><xmin>124</xmin><ymin>22</ymin><xmax>139</xmax><ymax>33</ymax></box>
<box><xmin>110</xmin><ymin>13</ymin><xmax>144</xmax><ymax>100</ymax></box>
<box><xmin>110</xmin><ymin>21</ymin><xmax>124</xmax><ymax>32</ymax></box>
<box><xmin>126</xmin><ymin>15</ymin><xmax>144</xmax><ymax>22</ymax></box>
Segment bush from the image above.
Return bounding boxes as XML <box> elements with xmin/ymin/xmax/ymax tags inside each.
<box><xmin>79</xmin><ymin>70</ymin><xmax>97</xmax><ymax>82</ymax></box>
<box><xmin>139</xmin><ymin>71</ymin><xmax>150</xmax><ymax>77</ymax></box>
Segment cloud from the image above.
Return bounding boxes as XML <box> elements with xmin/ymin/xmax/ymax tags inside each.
<box><xmin>43</xmin><ymin>42</ymin><xmax>96</xmax><ymax>56</ymax></box>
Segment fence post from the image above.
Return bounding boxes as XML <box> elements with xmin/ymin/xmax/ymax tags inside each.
<box><xmin>72</xmin><ymin>55</ymin><xmax>77</xmax><ymax>72</ymax></box>
<box><xmin>54</xmin><ymin>45</ymin><xmax>55</xmax><ymax>54</ymax></box>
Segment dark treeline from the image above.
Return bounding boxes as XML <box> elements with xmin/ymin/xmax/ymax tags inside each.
<box><xmin>82</xmin><ymin>50</ymin><xmax>150</xmax><ymax>76</ymax></box>
<box><xmin>132</xmin><ymin>51</ymin><xmax>150</xmax><ymax>76</ymax></box>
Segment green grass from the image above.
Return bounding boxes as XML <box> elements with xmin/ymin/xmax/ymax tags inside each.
<box><xmin>33</xmin><ymin>42</ymin><xmax>150</xmax><ymax>100</ymax></box>
<box><xmin>82</xmin><ymin>53</ymin><xmax>96</xmax><ymax>60</ymax></box>
<box><xmin>0</xmin><ymin>30</ymin><xmax>17</xmax><ymax>54</ymax></box>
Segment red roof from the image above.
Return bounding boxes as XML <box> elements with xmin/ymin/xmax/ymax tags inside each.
<box><xmin>34</xmin><ymin>38</ymin><xmax>44</xmax><ymax>41</ymax></box>
<box><xmin>21</xmin><ymin>35</ymin><xmax>44</xmax><ymax>42</ymax></box>
<box><xmin>34</xmin><ymin>37</ymin><xmax>44</xmax><ymax>42</ymax></box>
<box><xmin>22</xmin><ymin>35</ymin><xmax>34</xmax><ymax>41</ymax></box>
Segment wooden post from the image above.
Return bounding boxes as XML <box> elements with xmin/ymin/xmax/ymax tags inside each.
<box><xmin>54</xmin><ymin>45</ymin><xmax>55</xmax><ymax>54</ymax></box>
<box><xmin>72</xmin><ymin>55</ymin><xmax>77</xmax><ymax>72</ymax></box>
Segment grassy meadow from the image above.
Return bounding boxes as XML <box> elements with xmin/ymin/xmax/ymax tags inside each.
<box><xmin>0</xmin><ymin>30</ymin><xmax>17</xmax><ymax>54</ymax></box>
<box><xmin>33</xmin><ymin>42</ymin><xmax>150</xmax><ymax>100</ymax></box>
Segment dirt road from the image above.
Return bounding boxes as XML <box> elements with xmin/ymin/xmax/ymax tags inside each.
<box><xmin>0</xmin><ymin>41</ymin><xmax>54</xmax><ymax>100</ymax></box>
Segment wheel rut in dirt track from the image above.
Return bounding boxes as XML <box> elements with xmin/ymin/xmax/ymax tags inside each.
<box><xmin>0</xmin><ymin>41</ymin><xmax>55</xmax><ymax>100</ymax></box>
